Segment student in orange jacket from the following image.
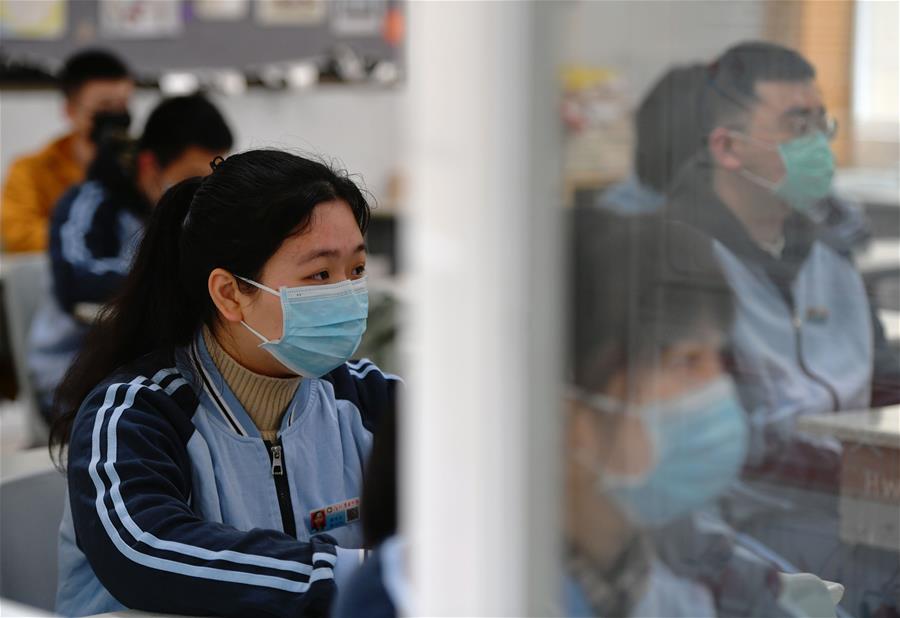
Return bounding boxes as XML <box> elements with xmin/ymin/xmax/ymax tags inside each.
<box><xmin>1</xmin><ymin>49</ymin><xmax>133</xmax><ymax>253</ymax></box>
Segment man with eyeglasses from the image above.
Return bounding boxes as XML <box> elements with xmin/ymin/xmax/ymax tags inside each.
<box><xmin>666</xmin><ymin>41</ymin><xmax>899</xmax><ymax>615</ymax></box>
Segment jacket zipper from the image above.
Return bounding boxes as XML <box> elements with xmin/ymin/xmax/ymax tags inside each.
<box><xmin>792</xmin><ymin>314</ymin><xmax>840</xmax><ymax>411</ymax></box>
<box><xmin>265</xmin><ymin>439</ymin><xmax>297</xmax><ymax>537</ymax></box>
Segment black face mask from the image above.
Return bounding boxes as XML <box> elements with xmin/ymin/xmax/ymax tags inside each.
<box><xmin>89</xmin><ymin>110</ymin><xmax>132</xmax><ymax>146</ymax></box>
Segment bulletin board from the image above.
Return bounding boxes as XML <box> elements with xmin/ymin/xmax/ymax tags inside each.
<box><xmin>0</xmin><ymin>0</ymin><xmax>403</xmax><ymax>83</ymax></box>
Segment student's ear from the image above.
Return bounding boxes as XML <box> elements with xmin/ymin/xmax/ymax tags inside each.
<box><xmin>136</xmin><ymin>150</ymin><xmax>161</xmax><ymax>181</ymax></box>
<box><xmin>209</xmin><ymin>268</ymin><xmax>248</xmax><ymax>323</ymax></box>
<box><xmin>707</xmin><ymin>126</ymin><xmax>744</xmax><ymax>171</ymax></box>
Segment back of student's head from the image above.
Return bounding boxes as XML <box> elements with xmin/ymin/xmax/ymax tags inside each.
<box><xmin>138</xmin><ymin>94</ymin><xmax>234</xmax><ymax>167</ymax></box>
<box><xmin>568</xmin><ymin>208</ymin><xmax>733</xmax><ymax>394</ymax></box>
<box><xmin>59</xmin><ymin>48</ymin><xmax>131</xmax><ymax>99</ymax></box>
<box><xmin>51</xmin><ymin>150</ymin><xmax>371</xmax><ymax>462</ymax></box>
<box><xmin>704</xmin><ymin>41</ymin><xmax>815</xmax><ymax>132</ymax></box>
<box><xmin>634</xmin><ymin>63</ymin><xmax>708</xmax><ymax>193</ymax></box>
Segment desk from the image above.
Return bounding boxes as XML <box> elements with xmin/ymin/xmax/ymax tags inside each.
<box><xmin>797</xmin><ymin>407</ymin><xmax>900</xmax><ymax>551</ymax></box>
<box><xmin>0</xmin><ymin>598</ymin><xmax>53</xmax><ymax>616</ymax></box>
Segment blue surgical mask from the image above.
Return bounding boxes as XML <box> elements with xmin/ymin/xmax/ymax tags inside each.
<box><xmin>578</xmin><ymin>377</ymin><xmax>748</xmax><ymax>528</ymax></box>
<box><xmin>238</xmin><ymin>276</ymin><xmax>368</xmax><ymax>378</ymax></box>
<box><xmin>736</xmin><ymin>131</ymin><xmax>835</xmax><ymax>213</ymax></box>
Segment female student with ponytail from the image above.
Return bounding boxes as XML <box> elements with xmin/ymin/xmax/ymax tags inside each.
<box><xmin>51</xmin><ymin>149</ymin><xmax>399</xmax><ymax>617</ymax></box>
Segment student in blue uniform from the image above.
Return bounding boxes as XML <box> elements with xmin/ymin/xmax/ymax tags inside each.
<box><xmin>669</xmin><ymin>42</ymin><xmax>898</xmax><ymax>614</ymax></box>
<box><xmin>50</xmin><ymin>149</ymin><xmax>400</xmax><ymax>617</ymax></box>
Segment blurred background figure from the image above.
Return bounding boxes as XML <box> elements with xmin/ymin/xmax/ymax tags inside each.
<box><xmin>1</xmin><ymin>49</ymin><xmax>133</xmax><ymax>253</ymax></box>
<box><xmin>598</xmin><ymin>58</ymin><xmax>873</xmax><ymax>258</ymax></box>
<box><xmin>566</xmin><ymin>209</ymin><xmax>796</xmax><ymax>617</ymax></box>
<box><xmin>598</xmin><ymin>63</ymin><xmax>707</xmax><ymax>215</ymax></box>
<box><xmin>27</xmin><ymin>94</ymin><xmax>233</xmax><ymax>424</ymax></box>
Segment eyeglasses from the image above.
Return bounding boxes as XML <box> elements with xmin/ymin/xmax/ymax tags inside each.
<box><xmin>706</xmin><ymin>71</ymin><xmax>840</xmax><ymax>141</ymax></box>
<box><xmin>783</xmin><ymin>113</ymin><xmax>838</xmax><ymax>141</ymax></box>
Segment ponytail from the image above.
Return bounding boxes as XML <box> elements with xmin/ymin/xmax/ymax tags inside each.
<box><xmin>49</xmin><ymin>150</ymin><xmax>372</xmax><ymax>467</ymax></box>
<box><xmin>49</xmin><ymin>179</ymin><xmax>202</xmax><ymax>466</ymax></box>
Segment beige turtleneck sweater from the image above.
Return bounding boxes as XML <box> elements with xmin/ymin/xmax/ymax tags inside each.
<box><xmin>203</xmin><ymin>327</ymin><xmax>300</xmax><ymax>441</ymax></box>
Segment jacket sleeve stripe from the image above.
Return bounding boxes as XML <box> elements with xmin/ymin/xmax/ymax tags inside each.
<box><xmin>150</xmin><ymin>367</ymin><xmax>190</xmax><ymax>396</ymax></box>
<box><xmin>347</xmin><ymin>362</ymin><xmax>403</xmax><ymax>383</ymax></box>
<box><xmin>60</xmin><ymin>182</ymin><xmax>132</xmax><ymax>276</ymax></box>
<box><xmin>90</xmin><ymin>378</ymin><xmax>336</xmax><ymax>590</ymax></box>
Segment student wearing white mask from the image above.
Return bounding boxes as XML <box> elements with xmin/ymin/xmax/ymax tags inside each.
<box><xmin>564</xmin><ymin>210</ymin><xmax>839</xmax><ymax>617</ymax></box>
<box><xmin>566</xmin><ymin>210</ymin><xmax>746</xmax><ymax>616</ymax></box>
<box><xmin>51</xmin><ymin>150</ymin><xmax>399</xmax><ymax>617</ymax></box>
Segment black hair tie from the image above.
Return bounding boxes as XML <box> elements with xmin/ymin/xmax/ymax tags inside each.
<box><xmin>210</xmin><ymin>155</ymin><xmax>225</xmax><ymax>172</ymax></box>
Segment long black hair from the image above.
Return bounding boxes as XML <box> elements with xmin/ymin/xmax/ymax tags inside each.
<box><xmin>50</xmin><ymin>149</ymin><xmax>371</xmax><ymax>464</ymax></box>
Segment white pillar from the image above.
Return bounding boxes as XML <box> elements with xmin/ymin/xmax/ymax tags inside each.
<box><xmin>404</xmin><ymin>1</ymin><xmax>564</xmax><ymax>615</ymax></box>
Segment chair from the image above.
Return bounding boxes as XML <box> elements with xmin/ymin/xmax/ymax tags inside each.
<box><xmin>0</xmin><ymin>253</ymin><xmax>51</xmax><ymax>445</ymax></box>
<box><xmin>0</xmin><ymin>448</ymin><xmax>66</xmax><ymax>612</ymax></box>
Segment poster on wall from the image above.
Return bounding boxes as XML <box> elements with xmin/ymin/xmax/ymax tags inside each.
<box><xmin>0</xmin><ymin>0</ymin><xmax>66</xmax><ymax>40</ymax></box>
<box><xmin>255</xmin><ymin>0</ymin><xmax>326</xmax><ymax>26</ymax></box>
<box><xmin>193</xmin><ymin>0</ymin><xmax>248</xmax><ymax>21</ymax></box>
<box><xmin>331</xmin><ymin>0</ymin><xmax>386</xmax><ymax>37</ymax></box>
<box><xmin>100</xmin><ymin>0</ymin><xmax>183</xmax><ymax>39</ymax></box>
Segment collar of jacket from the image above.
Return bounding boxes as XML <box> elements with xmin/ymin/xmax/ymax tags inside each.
<box><xmin>667</xmin><ymin>158</ymin><xmax>822</xmax><ymax>301</ymax></box>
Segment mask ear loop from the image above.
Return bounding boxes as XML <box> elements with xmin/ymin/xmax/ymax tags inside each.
<box><xmin>236</xmin><ymin>275</ymin><xmax>280</xmax><ymax>296</ymax></box>
<box><xmin>234</xmin><ymin>275</ymin><xmax>281</xmax><ymax>344</ymax></box>
<box><xmin>726</xmin><ymin>130</ymin><xmax>784</xmax><ymax>191</ymax></box>
<box><xmin>240</xmin><ymin>319</ymin><xmax>271</xmax><ymax>345</ymax></box>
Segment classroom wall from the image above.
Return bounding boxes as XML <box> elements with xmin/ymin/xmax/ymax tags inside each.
<box><xmin>0</xmin><ymin>86</ymin><xmax>404</xmax><ymax>201</ymax></box>
<box><xmin>562</xmin><ymin>0</ymin><xmax>766</xmax><ymax>100</ymax></box>
<box><xmin>1</xmin><ymin>1</ymin><xmax>766</xmax><ymax>198</ymax></box>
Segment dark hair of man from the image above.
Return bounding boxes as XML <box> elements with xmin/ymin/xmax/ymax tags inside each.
<box><xmin>704</xmin><ymin>41</ymin><xmax>815</xmax><ymax>133</ymax></box>
<box><xmin>137</xmin><ymin>94</ymin><xmax>234</xmax><ymax>168</ymax></box>
<box><xmin>58</xmin><ymin>49</ymin><xmax>131</xmax><ymax>98</ymax></box>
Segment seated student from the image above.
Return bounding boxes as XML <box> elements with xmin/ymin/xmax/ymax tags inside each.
<box><xmin>27</xmin><ymin>94</ymin><xmax>233</xmax><ymax>423</ymax></box>
<box><xmin>334</xmin><ymin>210</ymin><xmax>841</xmax><ymax>618</ymax></box>
<box><xmin>1</xmin><ymin>49</ymin><xmax>133</xmax><ymax>252</ymax></box>
<box><xmin>668</xmin><ymin>41</ymin><xmax>899</xmax><ymax>614</ymax></box>
<box><xmin>672</xmin><ymin>40</ymin><xmax>900</xmax><ymax>465</ymax></box>
<box><xmin>51</xmin><ymin>149</ymin><xmax>399</xmax><ymax>617</ymax></box>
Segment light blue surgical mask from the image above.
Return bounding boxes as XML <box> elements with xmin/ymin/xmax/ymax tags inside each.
<box><xmin>238</xmin><ymin>276</ymin><xmax>369</xmax><ymax>378</ymax></box>
<box><xmin>736</xmin><ymin>130</ymin><xmax>835</xmax><ymax>213</ymax></box>
<box><xmin>576</xmin><ymin>377</ymin><xmax>749</xmax><ymax>528</ymax></box>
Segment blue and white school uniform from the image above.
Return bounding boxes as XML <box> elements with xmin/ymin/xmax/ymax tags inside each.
<box><xmin>56</xmin><ymin>331</ymin><xmax>399</xmax><ymax>617</ymax></box>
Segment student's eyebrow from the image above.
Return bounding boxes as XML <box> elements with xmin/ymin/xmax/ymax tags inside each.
<box><xmin>297</xmin><ymin>243</ymin><xmax>367</xmax><ymax>264</ymax></box>
<box><xmin>298</xmin><ymin>249</ymin><xmax>339</xmax><ymax>263</ymax></box>
<box><xmin>782</xmin><ymin>105</ymin><xmax>826</xmax><ymax>118</ymax></box>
